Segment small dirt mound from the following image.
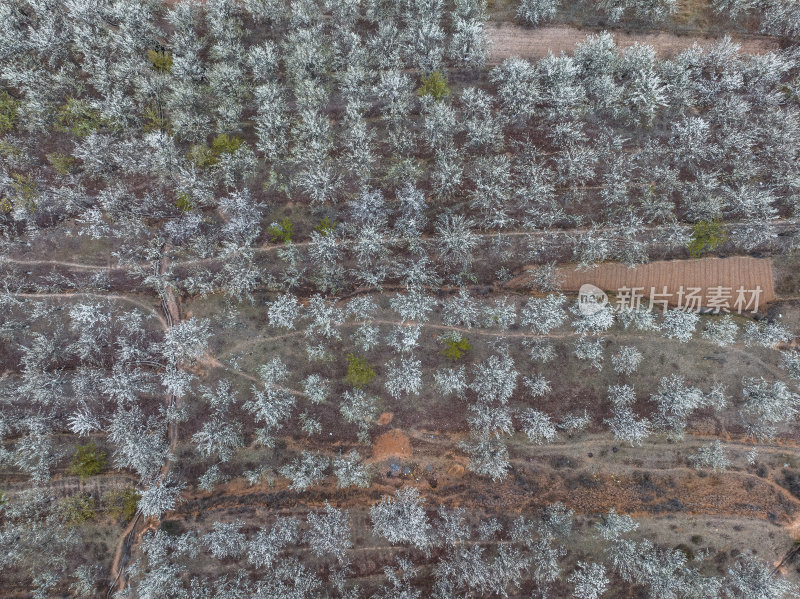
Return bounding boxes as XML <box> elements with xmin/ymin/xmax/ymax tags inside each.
<box><xmin>372</xmin><ymin>429</ymin><xmax>411</xmax><ymax>461</ymax></box>
<box><xmin>376</xmin><ymin>412</ymin><xmax>394</xmax><ymax>426</ymax></box>
<box><xmin>447</xmin><ymin>463</ymin><xmax>466</xmax><ymax>477</ymax></box>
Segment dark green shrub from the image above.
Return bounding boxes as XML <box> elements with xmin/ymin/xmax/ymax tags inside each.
<box><xmin>314</xmin><ymin>216</ymin><xmax>336</xmax><ymax>236</ymax></box>
<box><xmin>10</xmin><ymin>172</ymin><xmax>37</xmax><ymax>213</ymax></box>
<box><xmin>417</xmin><ymin>71</ymin><xmax>450</xmax><ymax>100</ymax></box>
<box><xmin>46</xmin><ymin>152</ymin><xmax>76</xmax><ymax>175</ymax></box>
<box><xmin>147</xmin><ymin>48</ymin><xmax>173</xmax><ymax>73</ymax></box>
<box><xmin>268</xmin><ymin>217</ymin><xmax>294</xmax><ymax>243</ymax></box>
<box><xmin>59</xmin><ymin>493</ymin><xmax>97</xmax><ymax>526</ymax></box>
<box><xmin>688</xmin><ymin>220</ymin><xmax>728</xmax><ymax>257</ymax></box>
<box><xmin>345</xmin><ymin>354</ymin><xmax>376</xmax><ymax>389</ymax></box>
<box><xmin>176</xmin><ymin>192</ymin><xmax>193</xmax><ymax>212</ymax></box>
<box><xmin>54</xmin><ymin>97</ymin><xmax>104</xmax><ymax>136</ymax></box>
<box><xmin>188</xmin><ymin>134</ymin><xmax>245</xmax><ymax>169</ymax></box>
<box><xmin>68</xmin><ymin>442</ymin><xmax>106</xmax><ymax>479</ymax></box>
<box><xmin>142</xmin><ymin>103</ymin><xmax>169</xmax><ymax>134</ymax></box>
<box><xmin>0</xmin><ymin>90</ymin><xmax>20</xmax><ymax>133</ymax></box>
<box><xmin>104</xmin><ymin>487</ymin><xmax>140</xmax><ymax>522</ymax></box>
<box><xmin>441</xmin><ymin>335</ymin><xmax>472</xmax><ymax>361</ymax></box>
<box><xmin>211</xmin><ymin>133</ymin><xmax>243</xmax><ymax>156</ymax></box>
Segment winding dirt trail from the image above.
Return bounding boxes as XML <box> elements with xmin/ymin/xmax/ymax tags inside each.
<box><xmin>215</xmin><ymin>313</ymin><xmax>788</xmax><ymax>381</ymax></box>
<box><xmin>8</xmin><ymin>291</ymin><xmax>168</xmax><ymax>329</ymax></box>
<box><xmin>2</xmin><ymin>218</ymin><xmax>798</xmax><ymax>275</ymax></box>
<box><xmin>108</xmin><ymin>249</ymin><xmax>182</xmax><ymax>595</ymax></box>
<box><xmin>0</xmin><ymin>256</ymin><xmax>125</xmax><ymax>270</ymax></box>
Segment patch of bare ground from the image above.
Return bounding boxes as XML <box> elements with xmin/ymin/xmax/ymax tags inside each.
<box><xmin>487</xmin><ymin>23</ymin><xmax>779</xmax><ymax>63</ymax></box>
<box><xmin>165</xmin><ymin>432</ymin><xmax>800</xmax><ymax>526</ymax></box>
<box><xmin>507</xmin><ymin>256</ymin><xmax>776</xmax><ymax>307</ymax></box>
<box><xmin>376</xmin><ymin>412</ymin><xmax>394</xmax><ymax>426</ymax></box>
<box><xmin>371</xmin><ymin>429</ymin><xmax>412</xmax><ymax>462</ymax></box>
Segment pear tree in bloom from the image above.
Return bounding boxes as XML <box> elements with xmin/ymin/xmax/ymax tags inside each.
<box><xmin>333</xmin><ymin>450</ymin><xmax>371</xmax><ymax>488</ymax></box>
<box><xmin>434</xmin><ymin>366</ymin><xmax>468</xmax><ymax>398</ymax></box>
<box><xmin>521</xmin><ymin>293</ymin><xmax>567</xmax><ymax>335</ymax></box>
<box><xmin>279</xmin><ymin>451</ymin><xmax>329</xmax><ymax>492</ymax></box>
<box><xmin>268</xmin><ymin>293</ymin><xmax>302</xmax><ymax>329</ymax></box>
<box><xmin>594</xmin><ymin>509</ymin><xmax>638</xmax><ymax>545</ymax></box>
<box><xmin>688</xmin><ymin>440</ymin><xmax>730</xmax><ymax>471</ymax></box>
<box><xmin>517</xmin><ymin>0</ymin><xmax>559</xmax><ymax>26</ymax></box>
<box><xmin>519</xmin><ymin>409</ymin><xmax>558</xmax><ymax>444</ymax></box>
<box><xmin>302</xmin><ymin>374</ymin><xmax>330</xmax><ymax>406</ymax></box>
<box><xmin>461</xmin><ymin>434</ymin><xmax>511</xmax><ymax>482</ymax></box>
<box><xmin>568</xmin><ymin>561</ymin><xmax>610</xmax><ymax>599</ymax></box>
<box><xmin>611</xmin><ymin>346</ymin><xmax>642</xmax><ymax>376</ymax></box>
<box><xmin>740</xmin><ymin>377</ymin><xmax>800</xmax><ymax>441</ymax></box>
<box><xmin>702</xmin><ymin>315</ymin><xmax>739</xmax><ymax>346</ymax></box>
<box><xmin>138</xmin><ymin>476</ymin><xmax>186</xmax><ymax>519</ymax></box>
<box><xmin>743</xmin><ymin>321</ymin><xmax>792</xmax><ymax>348</ymax></box>
<box><xmin>370</xmin><ymin>487</ymin><xmax>432</xmax><ymax>552</ymax></box>
<box><xmin>661</xmin><ymin>308</ymin><xmax>699</xmax><ymax>343</ymax></box>
<box><xmin>304</xmin><ymin>503</ymin><xmax>352</xmax><ymax>565</ymax></box>
<box><xmin>523</xmin><ymin>374</ymin><xmax>551</xmax><ymax>397</ymax></box>
<box><xmin>191</xmin><ymin>380</ymin><xmax>243</xmax><ymax>463</ymax></box>
<box><xmin>340</xmin><ymin>388</ymin><xmax>379</xmax><ymax>443</ymax></box>
<box><xmin>386</xmin><ymin>357</ymin><xmax>423</xmax><ymax>399</ymax></box>
<box><xmin>650</xmin><ymin>374</ymin><xmax>706</xmax><ymax>439</ymax></box>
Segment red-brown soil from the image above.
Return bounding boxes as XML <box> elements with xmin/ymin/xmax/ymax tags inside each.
<box><xmin>371</xmin><ymin>429</ymin><xmax>412</xmax><ymax>461</ymax></box>
<box><xmin>508</xmin><ymin>256</ymin><xmax>776</xmax><ymax>308</ymax></box>
<box><xmin>376</xmin><ymin>412</ymin><xmax>394</xmax><ymax>426</ymax></box>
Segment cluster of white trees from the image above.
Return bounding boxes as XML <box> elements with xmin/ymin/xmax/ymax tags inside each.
<box><xmin>111</xmin><ymin>494</ymin><xmax>800</xmax><ymax>598</ymax></box>
<box><xmin>0</xmin><ymin>280</ymin><xmax>796</xmax><ymax>502</ymax></box>
<box><xmin>1</xmin><ymin>0</ymin><xmax>798</xmax><ymax>291</ymax></box>
<box><xmin>3</xmin><ymin>284</ymin><xmax>796</xmax><ymax>506</ymax></box>
<box><xmin>518</xmin><ymin>0</ymin><xmax>677</xmax><ymax>26</ymax></box>
<box><xmin>0</xmin><ymin>0</ymin><xmax>799</xmax><ymax>595</ymax></box>
<box><xmin>713</xmin><ymin>0</ymin><xmax>800</xmax><ymax>38</ymax></box>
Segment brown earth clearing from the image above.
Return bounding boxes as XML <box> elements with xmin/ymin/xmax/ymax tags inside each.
<box><xmin>507</xmin><ymin>256</ymin><xmax>777</xmax><ymax>308</ymax></box>
<box><xmin>371</xmin><ymin>429</ymin><xmax>413</xmax><ymax>461</ymax></box>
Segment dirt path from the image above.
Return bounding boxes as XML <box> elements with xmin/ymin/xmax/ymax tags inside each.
<box><xmin>108</xmin><ymin>250</ymin><xmax>181</xmax><ymax>595</ymax></box>
<box><xmin>0</xmin><ymin>256</ymin><xmax>124</xmax><ymax>270</ymax></box>
<box><xmin>107</xmin><ymin>513</ymin><xmax>141</xmax><ymax>595</ymax></box>
<box><xmin>487</xmin><ymin>23</ymin><xmax>780</xmax><ymax>63</ymax></box>
<box><xmin>9</xmin><ymin>291</ymin><xmax>168</xmax><ymax>329</ymax></box>
<box><xmin>215</xmin><ymin>313</ymin><xmax>788</xmax><ymax>381</ymax></box>
<box><xmin>3</xmin><ymin>218</ymin><xmax>798</xmax><ymax>275</ymax></box>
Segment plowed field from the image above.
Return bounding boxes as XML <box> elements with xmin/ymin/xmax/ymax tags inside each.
<box><xmin>509</xmin><ymin>256</ymin><xmax>776</xmax><ymax>309</ymax></box>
